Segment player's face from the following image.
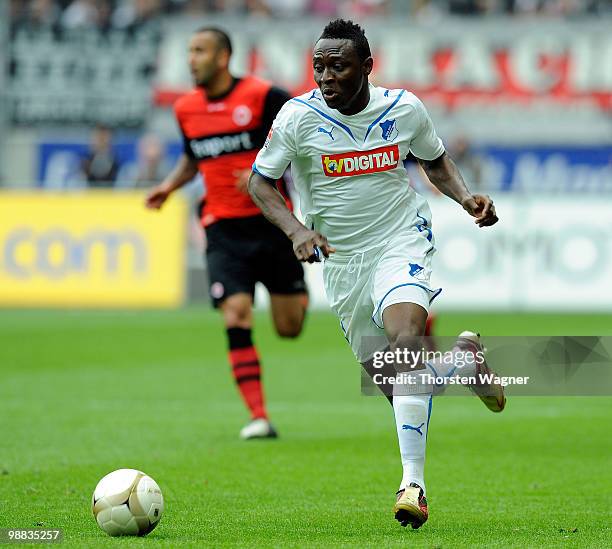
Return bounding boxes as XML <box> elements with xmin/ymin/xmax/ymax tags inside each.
<box><xmin>188</xmin><ymin>32</ymin><xmax>227</xmax><ymax>87</ymax></box>
<box><xmin>313</xmin><ymin>39</ymin><xmax>372</xmax><ymax>114</ymax></box>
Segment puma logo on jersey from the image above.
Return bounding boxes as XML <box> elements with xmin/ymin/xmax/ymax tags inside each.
<box><xmin>317</xmin><ymin>126</ymin><xmax>335</xmax><ymax>140</ymax></box>
<box><xmin>321</xmin><ymin>144</ymin><xmax>399</xmax><ymax>177</ymax></box>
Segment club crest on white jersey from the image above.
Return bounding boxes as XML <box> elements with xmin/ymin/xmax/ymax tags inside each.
<box><xmin>379</xmin><ymin>118</ymin><xmax>398</xmax><ymax>142</ymax></box>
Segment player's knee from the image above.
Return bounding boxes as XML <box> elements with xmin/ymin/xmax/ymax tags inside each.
<box><xmin>222</xmin><ymin>301</ymin><xmax>251</xmax><ymax>328</ymax></box>
<box><xmin>275</xmin><ymin>321</ymin><xmax>303</xmax><ymax>339</ymax></box>
<box><xmin>275</xmin><ymin>314</ymin><xmax>304</xmax><ymax>339</ymax></box>
<box><xmin>389</xmin><ymin>322</ymin><xmax>425</xmax><ymax>352</ymax></box>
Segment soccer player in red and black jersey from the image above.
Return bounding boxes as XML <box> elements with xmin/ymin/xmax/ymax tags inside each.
<box><xmin>145</xmin><ymin>27</ymin><xmax>308</xmax><ymax>440</ymax></box>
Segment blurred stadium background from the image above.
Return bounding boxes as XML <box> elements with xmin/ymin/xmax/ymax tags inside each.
<box><xmin>2</xmin><ymin>0</ymin><xmax>612</xmax><ymax>311</ymax></box>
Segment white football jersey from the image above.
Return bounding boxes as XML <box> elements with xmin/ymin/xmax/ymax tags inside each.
<box><xmin>253</xmin><ymin>84</ymin><xmax>445</xmax><ymax>254</ymax></box>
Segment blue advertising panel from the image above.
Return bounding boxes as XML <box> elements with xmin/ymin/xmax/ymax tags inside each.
<box><xmin>38</xmin><ymin>140</ymin><xmax>183</xmax><ymax>188</ymax></box>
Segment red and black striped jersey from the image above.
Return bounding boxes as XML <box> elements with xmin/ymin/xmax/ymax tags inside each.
<box><xmin>174</xmin><ymin>76</ymin><xmax>291</xmax><ymax>227</ymax></box>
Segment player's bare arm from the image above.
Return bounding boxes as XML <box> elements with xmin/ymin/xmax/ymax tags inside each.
<box><xmin>234</xmin><ymin>168</ymin><xmax>252</xmax><ymax>194</ymax></box>
<box><xmin>418</xmin><ymin>152</ymin><xmax>498</xmax><ymax>228</ymax></box>
<box><xmin>145</xmin><ymin>153</ymin><xmax>198</xmax><ymax>209</ymax></box>
<box><xmin>248</xmin><ymin>172</ymin><xmax>335</xmax><ymax>262</ymax></box>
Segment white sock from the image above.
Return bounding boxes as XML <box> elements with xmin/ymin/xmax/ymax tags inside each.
<box><xmin>393</xmin><ymin>394</ymin><xmax>432</xmax><ymax>494</ymax></box>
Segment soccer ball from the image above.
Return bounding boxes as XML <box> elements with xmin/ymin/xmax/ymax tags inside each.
<box><xmin>92</xmin><ymin>469</ymin><xmax>164</xmax><ymax>536</ymax></box>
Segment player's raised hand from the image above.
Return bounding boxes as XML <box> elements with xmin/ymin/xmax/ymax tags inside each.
<box><xmin>145</xmin><ymin>184</ymin><xmax>171</xmax><ymax>210</ymax></box>
<box><xmin>291</xmin><ymin>227</ymin><xmax>336</xmax><ymax>263</ymax></box>
<box><xmin>461</xmin><ymin>194</ymin><xmax>498</xmax><ymax>227</ymax></box>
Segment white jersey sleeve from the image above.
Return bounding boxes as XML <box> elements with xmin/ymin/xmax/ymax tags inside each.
<box><xmin>408</xmin><ymin>95</ymin><xmax>445</xmax><ymax>161</ymax></box>
<box><xmin>253</xmin><ymin>102</ymin><xmax>297</xmax><ymax>180</ymax></box>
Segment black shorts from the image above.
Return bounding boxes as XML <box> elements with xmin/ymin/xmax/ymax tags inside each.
<box><xmin>205</xmin><ymin>215</ymin><xmax>306</xmax><ymax>307</ymax></box>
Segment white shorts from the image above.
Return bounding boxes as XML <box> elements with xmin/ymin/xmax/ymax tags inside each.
<box><xmin>323</xmin><ymin>229</ymin><xmax>442</xmax><ymax>363</ymax></box>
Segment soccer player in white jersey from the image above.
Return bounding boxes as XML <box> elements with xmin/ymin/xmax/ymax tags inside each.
<box><xmin>248</xmin><ymin>19</ymin><xmax>506</xmax><ymax>529</ymax></box>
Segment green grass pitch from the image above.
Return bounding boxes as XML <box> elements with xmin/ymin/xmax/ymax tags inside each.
<box><xmin>1</xmin><ymin>308</ymin><xmax>611</xmax><ymax>547</ymax></box>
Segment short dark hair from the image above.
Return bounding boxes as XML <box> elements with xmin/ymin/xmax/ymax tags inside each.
<box><xmin>194</xmin><ymin>26</ymin><xmax>233</xmax><ymax>56</ymax></box>
<box><xmin>319</xmin><ymin>19</ymin><xmax>371</xmax><ymax>62</ymax></box>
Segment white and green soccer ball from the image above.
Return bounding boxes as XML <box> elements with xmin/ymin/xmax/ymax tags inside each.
<box><xmin>92</xmin><ymin>469</ymin><xmax>164</xmax><ymax>536</ymax></box>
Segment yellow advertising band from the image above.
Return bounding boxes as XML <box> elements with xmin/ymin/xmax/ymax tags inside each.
<box><xmin>0</xmin><ymin>191</ymin><xmax>186</xmax><ymax>308</ymax></box>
